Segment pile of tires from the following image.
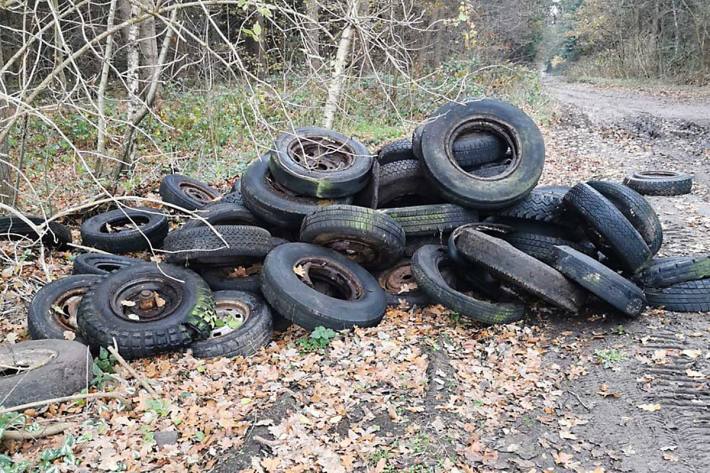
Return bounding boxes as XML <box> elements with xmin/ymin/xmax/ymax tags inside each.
<box><xmin>19</xmin><ymin>98</ymin><xmax>706</xmax><ymax>371</ymax></box>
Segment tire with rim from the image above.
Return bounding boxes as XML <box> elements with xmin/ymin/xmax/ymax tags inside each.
<box><xmin>564</xmin><ymin>183</ymin><xmax>651</xmax><ymax>273</ymax></box>
<box><xmin>77</xmin><ymin>263</ymin><xmax>215</xmax><ymax>359</ymax></box>
<box><xmin>72</xmin><ymin>253</ymin><xmax>144</xmax><ymax>275</ymax></box>
<box><xmin>411</xmin><ymin>245</ymin><xmax>525</xmax><ymax>324</ymax></box>
<box><xmin>241</xmin><ymin>158</ymin><xmax>352</xmax><ymax>228</ymax></box>
<box><xmin>456</xmin><ymin>229</ymin><xmax>587</xmax><ymax>313</ymax></box>
<box><xmin>299</xmin><ymin>205</ymin><xmax>405</xmax><ymax>270</ymax></box>
<box><xmin>28</xmin><ymin>275</ymin><xmax>102</xmax><ymax>342</ymax></box>
<box><xmin>419</xmin><ymin>99</ymin><xmax>545</xmax><ymax>210</ymax></box>
<box><xmin>377</xmin><ymin>259</ymin><xmax>431</xmax><ymax>307</ymax></box>
<box><xmin>162</xmin><ymin>225</ymin><xmax>273</xmax><ymax>266</ymax></box>
<box><xmin>160</xmin><ymin>174</ymin><xmax>221</xmax><ymax>211</ymax></box>
<box><xmin>382</xmin><ymin>204</ymin><xmax>478</xmax><ymax>237</ymax></box>
<box><xmin>0</xmin><ymin>216</ymin><xmax>72</xmax><ymax>248</ymax></box>
<box><xmin>553</xmin><ymin>245</ymin><xmax>646</xmax><ymax>317</ymax></box>
<box><xmin>0</xmin><ymin>340</ymin><xmax>91</xmax><ymax>408</ymax></box>
<box><xmin>261</xmin><ymin>243</ymin><xmax>386</xmax><ymax>331</ymax></box>
<box><xmin>645</xmin><ymin>279</ymin><xmax>710</xmax><ymax>312</ymax></box>
<box><xmin>588</xmin><ymin>180</ymin><xmax>663</xmax><ymax>255</ymax></box>
<box><xmin>190</xmin><ymin>291</ymin><xmax>272</xmax><ymax>358</ymax></box>
<box><xmin>268</xmin><ymin>127</ymin><xmax>373</xmax><ymax>198</ymax></box>
<box><xmin>623</xmin><ymin>171</ymin><xmax>693</xmax><ymax>196</ymax></box>
<box><xmin>80</xmin><ymin>207</ymin><xmax>168</xmax><ymax>253</ymax></box>
<box><xmin>637</xmin><ymin>255</ymin><xmax>710</xmax><ymax>288</ymax></box>
<box><xmin>182</xmin><ymin>202</ymin><xmax>260</xmax><ymax>229</ymax></box>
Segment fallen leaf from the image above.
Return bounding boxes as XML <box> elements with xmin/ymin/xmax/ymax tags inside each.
<box><xmin>638</xmin><ymin>403</ymin><xmax>661</xmax><ymax>412</ymax></box>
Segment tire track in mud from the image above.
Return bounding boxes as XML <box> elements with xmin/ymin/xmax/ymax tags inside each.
<box><xmin>637</xmin><ymin>327</ymin><xmax>710</xmax><ymax>472</ymax></box>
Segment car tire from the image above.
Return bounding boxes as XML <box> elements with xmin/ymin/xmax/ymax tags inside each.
<box><xmin>0</xmin><ymin>340</ymin><xmax>92</xmax><ymax>408</ymax></box>
<box><xmin>261</xmin><ymin>243</ymin><xmax>386</xmax><ymax>331</ymax></box>
<box><xmin>268</xmin><ymin>127</ymin><xmax>373</xmax><ymax>198</ymax></box>
<box><xmin>623</xmin><ymin>171</ymin><xmax>693</xmax><ymax>196</ymax></box>
<box><xmin>419</xmin><ymin>99</ymin><xmax>545</xmax><ymax>210</ymax></box>
<box><xmin>411</xmin><ymin>245</ymin><xmax>525</xmax><ymax>324</ymax></box>
<box><xmin>0</xmin><ymin>216</ymin><xmax>72</xmax><ymax>249</ymax></box>
<box><xmin>28</xmin><ymin>275</ymin><xmax>102</xmax><ymax>342</ymax></box>
<box><xmin>160</xmin><ymin>174</ymin><xmax>221</xmax><ymax>211</ymax></box>
<box><xmin>162</xmin><ymin>225</ymin><xmax>273</xmax><ymax>266</ymax></box>
<box><xmin>77</xmin><ymin>263</ymin><xmax>215</xmax><ymax>359</ymax></box>
<box><xmin>553</xmin><ymin>245</ymin><xmax>646</xmax><ymax>317</ymax></box>
<box><xmin>80</xmin><ymin>207</ymin><xmax>168</xmax><ymax>253</ymax></box>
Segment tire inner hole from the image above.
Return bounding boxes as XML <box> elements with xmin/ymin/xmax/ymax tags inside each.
<box><xmin>290</xmin><ymin>138</ymin><xmax>354</xmax><ymax>172</ymax></box>
<box><xmin>102</xmin><ymin>215</ymin><xmax>149</xmax><ymax>233</ymax></box>
<box><xmin>294</xmin><ymin>258</ymin><xmax>364</xmax><ymax>301</ymax></box>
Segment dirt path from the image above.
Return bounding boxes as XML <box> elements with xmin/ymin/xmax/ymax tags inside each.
<box><xmin>543</xmin><ymin>75</ymin><xmax>710</xmax><ymax>127</ymax></box>
<box><xmin>530</xmin><ymin>76</ymin><xmax>710</xmax><ymax>473</ymax></box>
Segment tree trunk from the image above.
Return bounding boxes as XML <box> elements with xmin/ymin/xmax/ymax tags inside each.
<box><xmin>322</xmin><ymin>0</ymin><xmax>360</xmax><ymax>129</ymax></box>
<box><xmin>95</xmin><ymin>0</ymin><xmax>119</xmax><ymax>176</ymax></box>
<box><xmin>304</xmin><ymin>0</ymin><xmax>322</xmax><ymax>71</ymax></box>
<box><xmin>139</xmin><ymin>0</ymin><xmax>159</xmax><ymax>96</ymax></box>
<box><xmin>48</xmin><ymin>0</ymin><xmax>67</xmax><ymax>88</ymax></box>
<box><xmin>0</xmin><ymin>26</ymin><xmax>10</xmax><ymax>206</ymax></box>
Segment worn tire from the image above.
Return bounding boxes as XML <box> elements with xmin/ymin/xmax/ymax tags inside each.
<box><xmin>261</xmin><ymin>243</ymin><xmax>386</xmax><ymax>331</ymax></box>
<box><xmin>190</xmin><ymin>291</ymin><xmax>272</xmax><ymax>358</ymax></box>
<box><xmin>221</xmin><ymin>190</ymin><xmax>244</xmax><ymax>206</ymax></box>
<box><xmin>493</xmin><ymin>186</ymin><xmax>572</xmax><ymax>225</ymax></box>
<box><xmin>377</xmin><ymin>138</ymin><xmax>415</xmax><ymax>164</ymax></box>
<box><xmin>457</xmin><ymin>230</ymin><xmax>587</xmax><ymax>313</ymax></box>
<box><xmin>241</xmin><ymin>158</ymin><xmax>351</xmax><ymax>228</ymax></box>
<box><xmin>553</xmin><ymin>245</ymin><xmax>646</xmax><ymax>317</ymax></box>
<box><xmin>411</xmin><ymin>245</ymin><xmax>525</xmax><ymax>324</ymax></box>
<box><xmin>182</xmin><ymin>202</ymin><xmax>259</xmax><ymax>229</ymax></box>
<box><xmin>623</xmin><ymin>171</ymin><xmax>693</xmax><ymax>196</ymax></box>
<box><xmin>162</xmin><ymin>225</ymin><xmax>273</xmax><ymax>266</ymax></box>
<box><xmin>645</xmin><ymin>279</ymin><xmax>710</xmax><ymax>312</ymax></box>
<box><xmin>637</xmin><ymin>255</ymin><xmax>710</xmax><ymax>288</ymax></box>
<box><xmin>379</xmin><ymin>133</ymin><xmax>506</xmax><ymax>169</ymax></box>
<box><xmin>588</xmin><ymin>180</ymin><xmax>663</xmax><ymax>255</ymax></box>
<box><xmin>377</xmin><ymin>259</ymin><xmax>431</xmax><ymax>307</ymax></box>
<box><xmin>0</xmin><ymin>216</ymin><xmax>72</xmax><ymax>248</ymax></box>
<box><xmin>72</xmin><ymin>253</ymin><xmax>144</xmax><ymax>275</ymax></box>
<box><xmin>564</xmin><ymin>183</ymin><xmax>651</xmax><ymax>273</ymax></box>
<box><xmin>80</xmin><ymin>207</ymin><xmax>168</xmax><ymax>253</ymax></box>
<box><xmin>77</xmin><ymin>263</ymin><xmax>215</xmax><ymax>359</ymax></box>
<box><xmin>420</xmin><ymin>99</ymin><xmax>545</xmax><ymax>210</ymax></box>
<box><xmin>160</xmin><ymin>174</ymin><xmax>221</xmax><ymax>211</ymax></box>
<box><xmin>382</xmin><ymin>204</ymin><xmax>478</xmax><ymax>237</ymax></box>
<box><xmin>0</xmin><ymin>340</ymin><xmax>92</xmax><ymax>408</ymax></box>
<box><xmin>28</xmin><ymin>275</ymin><xmax>102</xmax><ymax>342</ymax></box>
<box><xmin>299</xmin><ymin>205</ymin><xmax>405</xmax><ymax>270</ymax></box>
<box><xmin>504</xmin><ymin>232</ymin><xmax>591</xmax><ymax>266</ymax></box>
<box><xmin>268</xmin><ymin>127</ymin><xmax>373</xmax><ymax>198</ymax></box>
<box><xmin>377</xmin><ymin>159</ymin><xmax>442</xmax><ymax>208</ymax></box>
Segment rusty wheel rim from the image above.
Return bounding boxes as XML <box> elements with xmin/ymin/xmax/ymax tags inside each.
<box><xmin>289</xmin><ymin>137</ymin><xmax>354</xmax><ymax>172</ymax></box>
<box><xmin>293</xmin><ymin>257</ymin><xmax>364</xmax><ymax>300</ymax></box>
<box><xmin>52</xmin><ymin>288</ymin><xmax>87</xmax><ymax>332</ymax></box>
<box><xmin>111</xmin><ymin>277</ymin><xmax>182</xmax><ymax>322</ymax></box>
<box><xmin>379</xmin><ymin>263</ymin><xmax>417</xmax><ymax>294</ymax></box>
<box><xmin>179</xmin><ymin>182</ymin><xmax>217</xmax><ymax>203</ymax></box>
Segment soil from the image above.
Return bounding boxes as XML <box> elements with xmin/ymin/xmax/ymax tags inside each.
<box><xmin>214</xmin><ymin>78</ymin><xmax>710</xmax><ymax>472</ymax></box>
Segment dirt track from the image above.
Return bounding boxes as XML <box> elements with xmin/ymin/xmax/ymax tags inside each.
<box><xmin>529</xmin><ymin>76</ymin><xmax>710</xmax><ymax>472</ymax></box>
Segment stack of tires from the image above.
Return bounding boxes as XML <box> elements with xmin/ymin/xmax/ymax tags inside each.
<box><xmin>21</xmin><ymin>98</ymin><xmax>708</xmax><ymax>367</ymax></box>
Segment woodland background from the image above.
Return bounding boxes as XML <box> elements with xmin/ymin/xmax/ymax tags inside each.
<box><xmin>0</xmin><ymin>0</ymin><xmax>709</xmax><ymax>214</ymax></box>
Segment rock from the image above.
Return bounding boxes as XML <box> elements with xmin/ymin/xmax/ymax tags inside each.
<box><xmin>154</xmin><ymin>430</ymin><xmax>178</xmax><ymax>448</ymax></box>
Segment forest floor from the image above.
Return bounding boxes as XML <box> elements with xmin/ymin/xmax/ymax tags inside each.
<box><xmin>1</xmin><ymin>77</ymin><xmax>708</xmax><ymax>473</ymax></box>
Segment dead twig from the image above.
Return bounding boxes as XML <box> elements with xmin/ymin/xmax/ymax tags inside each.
<box><xmin>2</xmin><ymin>422</ymin><xmax>72</xmax><ymax>441</ymax></box>
<box><xmin>108</xmin><ymin>344</ymin><xmax>160</xmax><ymax>398</ymax></box>
<box><xmin>0</xmin><ymin>391</ymin><xmax>126</xmax><ymax>415</ymax></box>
